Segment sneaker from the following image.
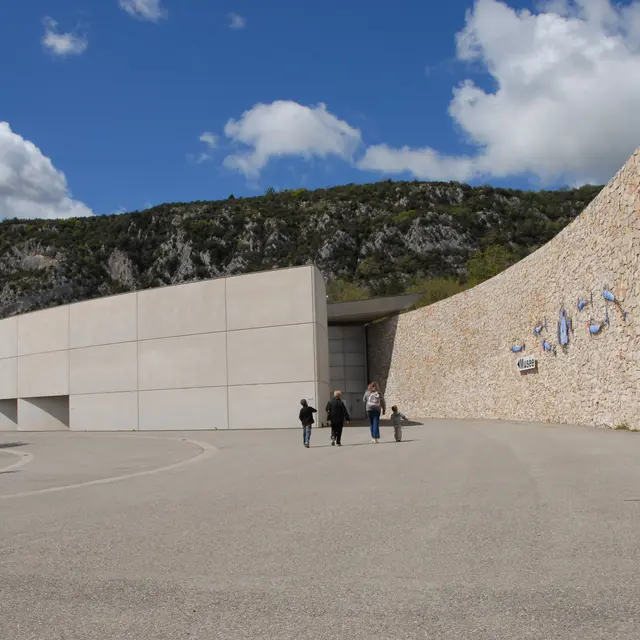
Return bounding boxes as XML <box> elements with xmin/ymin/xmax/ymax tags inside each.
<box><xmin>331</xmin><ymin>440</ymin><xmax>335</xmax><ymax>446</ymax></box>
<box><xmin>371</xmin><ymin>438</ymin><xmax>376</xmax><ymax>444</ymax></box>
<box><xmin>375</xmin><ymin>439</ymin><xmax>379</xmax><ymax>443</ymax></box>
<box><xmin>337</xmin><ymin>442</ymin><xmax>342</xmax><ymax>447</ymax></box>
<box><xmin>305</xmin><ymin>443</ymin><xmax>310</xmax><ymax>448</ymax></box>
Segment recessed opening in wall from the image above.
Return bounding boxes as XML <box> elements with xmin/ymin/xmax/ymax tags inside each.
<box><xmin>0</xmin><ymin>399</ymin><xmax>18</xmax><ymax>431</ymax></box>
<box><xmin>18</xmin><ymin>396</ymin><xmax>70</xmax><ymax>431</ymax></box>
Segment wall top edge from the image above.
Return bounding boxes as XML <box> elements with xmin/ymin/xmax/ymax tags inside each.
<box><xmin>394</xmin><ymin>147</ymin><xmax>640</xmax><ymax>321</ymax></box>
<box><xmin>0</xmin><ymin>264</ymin><xmax>322</xmax><ymax>323</ymax></box>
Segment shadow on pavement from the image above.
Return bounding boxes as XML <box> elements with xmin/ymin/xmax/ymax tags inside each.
<box><xmin>0</xmin><ymin>442</ymin><xmax>29</xmax><ymax>450</ymax></box>
<box><xmin>345</xmin><ymin>439</ymin><xmax>415</xmax><ymax>447</ymax></box>
<box><xmin>340</xmin><ymin>419</ymin><xmax>424</xmax><ymax>428</ymax></box>
<box><xmin>305</xmin><ymin>440</ymin><xmax>415</xmax><ymax>448</ymax></box>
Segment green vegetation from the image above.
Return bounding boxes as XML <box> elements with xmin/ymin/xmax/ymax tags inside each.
<box><xmin>325</xmin><ymin>279</ymin><xmax>369</xmax><ymax>303</ymax></box>
<box><xmin>466</xmin><ymin>245</ymin><xmax>519</xmax><ymax>286</ymax></box>
<box><xmin>0</xmin><ymin>179</ymin><xmax>602</xmax><ymax>317</ymax></box>
<box><xmin>405</xmin><ymin>277</ymin><xmax>468</xmax><ymax>309</ymax></box>
<box><xmin>615</xmin><ymin>423</ymin><xmax>631</xmax><ymax>431</ymax></box>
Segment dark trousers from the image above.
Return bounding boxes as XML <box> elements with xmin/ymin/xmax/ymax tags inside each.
<box><xmin>331</xmin><ymin>422</ymin><xmax>344</xmax><ymax>444</ymax></box>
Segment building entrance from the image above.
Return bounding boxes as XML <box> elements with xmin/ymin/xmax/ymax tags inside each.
<box><xmin>328</xmin><ymin>325</ymin><xmax>367</xmax><ymax>420</ymax></box>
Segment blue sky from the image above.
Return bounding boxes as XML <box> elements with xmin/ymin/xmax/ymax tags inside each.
<box><xmin>1</xmin><ymin>0</ymin><xmax>639</xmax><ymax>218</ymax></box>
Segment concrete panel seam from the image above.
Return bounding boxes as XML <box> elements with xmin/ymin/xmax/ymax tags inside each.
<box><xmin>310</xmin><ymin>265</ymin><xmax>316</xmax><ymax>324</ymax></box>
<box><xmin>67</xmin><ymin>304</ymin><xmax>71</xmax><ymax>405</ymax></box>
<box><xmin>226</xmin><ymin>320</ymin><xmax>316</xmax><ymax>333</ymax></box>
<box><xmin>312</xmin><ymin>321</ymin><xmax>318</xmax><ymax>387</ymax></box>
<box><xmin>136</xmin><ymin>331</ymin><xmax>225</xmax><ymax>346</ymax></box>
<box><xmin>14</xmin><ymin>317</ymin><xmax>19</xmax><ymax>413</ymax></box>
<box><xmin>224</xmin><ymin>276</ymin><xmax>230</xmax><ymax>429</ymax></box>
<box><xmin>17</xmin><ymin>392</ymin><xmax>70</xmax><ymax>399</ymax></box>
<box><xmin>69</xmin><ymin>339</ymin><xmax>137</xmax><ymax>351</ymax></box>
<box><xmin>135</xmin><ymin>291</ymin><xmax>140</xmax><ymax>431</ymax></box>
<box><xmin>137</xmin><ymin>329</ymin><xmax>227</xmax><ymax>343</ymax></box>
<box><xmin>13</xmin><ymin>332</ymin><xmax>243</xmax><ymax>356</ymax></box>
<box><xmin>123</xmin><ymin>324</ymin><xmax>317</xmax><ymax>342</ymax></box>
<box><xmin>68</xmin><ymin>390</ymin><xmax>141</xmax><ymax>397</ymax></box>
<box><xmin>76</xmin><ymin>384</ymin><xmax>228</xmax><ymax>396</ymax></box>
<box><xmin>228</xmin><ymin>379</ymin><xmax>317</xmax><ymax>388</ymax></box>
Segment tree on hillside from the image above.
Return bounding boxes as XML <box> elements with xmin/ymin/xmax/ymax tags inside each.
<box><xmin>326</xmin><ymin>278</ymin><xmax>369</xmax><ymax>303</ymax></box>
<box><xmin>405</xmin><ymin>277</ymin><xmax>467</xmax><ymax>309</ymax></box>
<box><xmin>466</xmin><ymin>245</ymin><xmax>518</xmax><ymax>286</ymax></box>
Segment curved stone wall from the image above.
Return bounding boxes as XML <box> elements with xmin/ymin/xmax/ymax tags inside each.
<box><xmin>368</xmin><ymin>149</ymin><xmax>640</xmax><ymax>430</ymax></box>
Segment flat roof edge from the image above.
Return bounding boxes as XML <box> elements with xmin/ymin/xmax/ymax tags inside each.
<box><xmin>327</xmin><ymin>293</ymin><xmax>423</xmax><ymax>324</ymax></box>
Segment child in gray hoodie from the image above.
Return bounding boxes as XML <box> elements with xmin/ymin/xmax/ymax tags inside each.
<box><xmin>390</xmin><ymin>405</ymin><xmax>408</xmax><ymax>442</ymax></box>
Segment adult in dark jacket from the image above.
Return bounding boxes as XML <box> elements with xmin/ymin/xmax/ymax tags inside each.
<box><xmin>325</xmin><ymin>390</ymin><xmax>350</xmax><ymax>446</ymax></box>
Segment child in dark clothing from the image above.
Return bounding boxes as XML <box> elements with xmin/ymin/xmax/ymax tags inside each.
<box><xmin>299</xmin><ymin>399</ymin><xmax>317</xmax><ymax>448</ymax></box>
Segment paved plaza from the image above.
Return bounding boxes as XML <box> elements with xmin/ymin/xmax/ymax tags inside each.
<box><xmin>1</xmin><ymin>421</ymin><xmax>640</xmax><ymax>639</ymax></box>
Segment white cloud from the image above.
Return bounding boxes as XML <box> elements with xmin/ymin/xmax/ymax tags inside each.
<box><xmin>187</xmin><ymin>152</ymin><xmax>213</xmax><ymax>165</ymax></box>
<box><xmin>186</xmin><ymin>132</ymin><xmax>219</xmax><ymax>164</ymax></box>
<box><xmin>119</xmin><ymin>0</ymin><xmax>167</xmax><ymax>22</ymax></box>
<box><xmin>358</xmin><ymin>146</ymin><xmax>476</xmax><ymax>182</ymax></box>
<box><xmin>41</xmin><ymin>17</ymin><xmax>88</xmax><ymax>57</ymax></box>
<box><xmin>228</xmin><ymin>13</ymin><xmax>247</xmax><ymax>29</ymax></box>
<box><xmin>0</xmin><ymin>122</ymin><xmax>93</xmax><ymax>219</ymax></box>
<box><xmin>223</xmin><ymin>101</ymin><xmax>362</xmax><ymax>177</ymax></box>
<box><xmin>199</xmin><ymin>132</ymin><xmax>218</xmax><ymax>149</ymax></box>
<box><xmin>359</xmin><ymin>0</ymin><xmax>640</xmax><ymax>185</ymax></box>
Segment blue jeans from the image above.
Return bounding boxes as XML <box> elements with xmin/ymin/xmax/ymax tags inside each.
<box><xmin>303</xmin><ymin>425</ymin><xmax>312</xmax><ymax>446</ymax></box>
<box><xmin>367</xmin><ymin>409</ymin><xmax>381</xmax><ymax>439</ymax></box>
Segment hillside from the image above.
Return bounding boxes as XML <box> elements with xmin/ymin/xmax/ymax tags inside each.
<box><xmin>0</xmin><ymin>180</ymin><xmax>602</xmax><ymax>318</ymax></box>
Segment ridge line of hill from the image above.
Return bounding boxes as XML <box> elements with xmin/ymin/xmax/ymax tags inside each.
<box><xmin>0</xmin><ymin>180</ymin><xmax>603</xmax><ymax>318</ymax></box>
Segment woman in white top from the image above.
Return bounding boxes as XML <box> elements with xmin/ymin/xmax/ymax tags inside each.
<box><xmin>363</xmin><ymin>381</ymin><xmax>386</xmax><ymax>443</ymax></box>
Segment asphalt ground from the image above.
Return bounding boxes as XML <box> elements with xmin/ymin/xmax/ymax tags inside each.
<box><xmin>1</xmin><ymin>421</ymin><xmax>639</xmax><ymax>639</ymax></box>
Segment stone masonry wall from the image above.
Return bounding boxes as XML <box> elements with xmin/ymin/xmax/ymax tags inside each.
<box><xmin>368</xmin><ymin>149</ymin><xmax>640</xmax><ymax>430</ymax></box>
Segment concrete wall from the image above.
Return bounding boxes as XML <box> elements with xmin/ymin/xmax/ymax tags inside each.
<box><xmin>70</xmin><ymin>293</ymin><xmax>137</xmax><ymax>349</ymax></box>
<box><xmin>0</xmin><ymin>358</ymin><xmax>17</xmax><ymax>400</ymax></box>
<box><xmin>0</xmin><ymin>317</ymin><xmax>17</xmax><ymax>360</ymax></box>
<box><xmin>224</xmin><ymin>267</ymin><xmax>327</xmax><ymax>429</ymax></box>
<box><xmin>368</xmin><ymin>149</ymin><xmax>640</xmax><ymax>430</ymax></box>
<box><xmin>137</xmin><ymin>278</ymin><xmax>226</xmax><ymax>340</ymax></box>
<box><xmin>312</xmin><ymin>269</ymin><xmax>330</xmax><ymax>420</ymax></box>
<box><xmin>18</xmin><ymin>305</ymin><xmax>69</xmax><ymax>356</ymax></box>
<box><xmin>0</xmin><ymin>399</ymin><xmax>18</xmax><ymax>431</ymax></box>
<box><xmin>18</xmin><ymin>397</ymin><xmax>69</xmax><ymax>431</ymax></box>
<box><xmin>0</xmin><ymin>265</ymin><xmax>328</xmax><ymax>431</ymax></box>
<box><xmin>70</xmin><ymin>393</ymin><xmax>138</xmax><ymax>432</ymax></box>
<box><xmin>18</xmin><ymin>352</ymin><xmax>69</xmax><ymax>398</ymax></box>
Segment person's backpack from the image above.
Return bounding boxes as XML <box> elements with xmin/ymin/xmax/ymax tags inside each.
<box><xmin>368</xmin><ymin>391</ymin><xmax>381</xmax><ymax>408</ymax></box>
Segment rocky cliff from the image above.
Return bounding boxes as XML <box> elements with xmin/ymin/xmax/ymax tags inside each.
<box><xmin>0</xmin><ymin>180</ymin><xmax>601</xmax><ymax>318</ymax></box>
